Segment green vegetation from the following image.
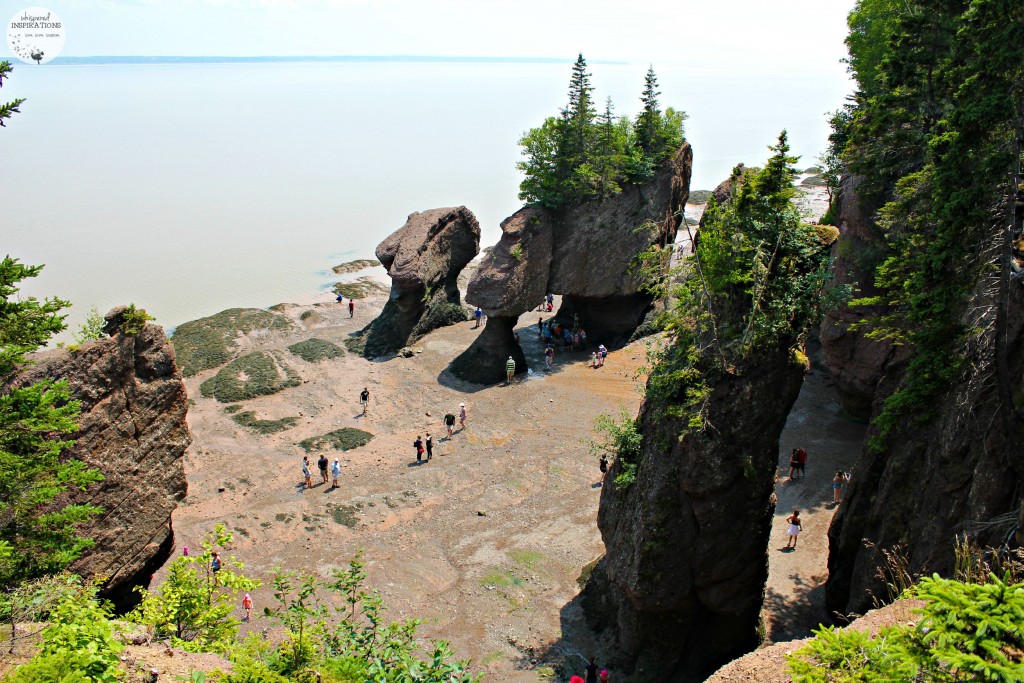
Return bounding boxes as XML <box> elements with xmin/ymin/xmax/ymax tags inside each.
<box><xmin>117</xmin><ymin>304</ymin><xmax>154</xmax><ymax>335</ymax></box>
<box><xmin>172</xmin><ymin>308</ymin><xmax>291</xmax><ymax>377</ymax></box>
<box><xmin>131</xmin><ymin>526</ymin><xmax>260</xmax><ymax>652</ymax></box>
<box><xmin>0</xmin><ymin>257</ymin><xmax>103</xmax><ymax>591</ymax></box>
<box><xmin>297</xmin><ymin>427</ymin><xmax>373</xmax><ymax>453</ymax></box>
<box><xmin>342</xmin><ymin>333</ymin><xmax>367</xmax><ymax>355</ymax></box>
<box><xmin>72</xmin><ymin>307</ymin><xmax>105</xmax><ymax>344</ymax></box>
<box><xmin>230</xmin><ymin>411</ymin><xmax>300</xmax><ymax>435</ymax></box>
<box><xmin>331</xmin><ymin>258</ymin><xmax>379</xmax><ymax>274</ymax></box>
<box><xmin>287</xmin><ymin>337</ymin><xmax>344</xmax><ymax>363</ymax></box>
<box><xmin>687</xmin><ymin>190</ymin><xmax>712</xmax><ymax>204</ymax></box>
<box><xmin>199</xmin><ymin>351</ymin><xmax>301</xmax><ymax>403</ymax></box>
<box><xmin>787</xmin><ymin>573</ymin><xmax>1024</xmax><ymax>682</ymax></box>
<box><xmin>590</xmin><ymin>410</ymin><xmax>643</xmax><ymax>489</ymax></box>
<box><xmin>0</xmin><ymin>61</ymin><xmax>24</xmax><ymax>129</ymax></box>
<box><xmin>833</xmin><ymin>0</ymin><xmax>1024</xmax><ymax>447</ymax></box>
<box><xmin>517</xmin><ymin>54</ymin><xmax>686</xmax><ymax>208</ymax></box>
<box><xmin>332</xmin><ymin>276</ymin><xmax>387</xmax><ymax>299</ymax></box>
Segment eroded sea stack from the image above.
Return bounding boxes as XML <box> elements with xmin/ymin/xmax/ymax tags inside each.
<box><xmin>823</xmin><ymin>180</ymin><xmax>1024</xmax><ymax>616</ymax></box>
<box><xmin>363</xmin><ymin>206</ymin><xmax>480</xmax><ymax>358</ymax></box>
<box><xmin>7</xmin><ymin>307</ymin><xmax>191</xmax><ymax>607</ymax></box>
<box><xmin>449</xmin><ymin>143</ymin><xmax>692</xmax><ymax>383</ymax></box>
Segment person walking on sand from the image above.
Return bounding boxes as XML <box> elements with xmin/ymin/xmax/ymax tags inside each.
<box><xmin>425</xmin><ymin>433</ymin><xmax>433</xmax><ymax>461</ymax></box>
<box><xmin>538</xmin><ymin>316</ymin><xmax>544</xmax><ymax>337</ymax></box>
<box><xmin>597</xmin><ymin>344</ymin><xmax>607</xmax><ymax>367</ymax></box>
<box><xmin>833</xmin><ymin>469</ymin><xmax>846</xmax><ymax>504</ymax></box>
<box><xmin>545</xmin><ymin>344</ymin><xmax>554</xmax><ymax>370</ymax></box>
<box><xmin>242</xmin><ymin>592</ymin><xmax>253</xmax><ymax>622</ymax></box>
<box><xmin>302</xmin><ymin>457</ymin><xmax>313</xmax><ymax>489</ymax></box>
<box><xmin>317</xmin><ymin>453</ymin><xmax>329</xmax><ymax>485</ymax></box>
<box><xmin>474</xmin><ymin>307</ymin><xmax>483</xmax><ymax>328</ymax></box>
<box><xmin>348</xmin><ymin>298</ymin><xmax>355</xmax><ymax>317</ymax></box>
<box><xmin>444</xmin><ymin>411</ymin><xmax>456</xmax><ymax>438</ymax></box>
<box><xmin>360</xmin><ymin>387</ymin><xmax>370</xmax><ymax>415</ymax></box>
<box><xmin>414</xmin><ymin>435</ymin><xmax>424</xmax><ymax>463</ymax></box>
<box><xmin>788</xmin><ymin>448</ymin><xmax>800</xmax><ymax>480</ymax></box>
<box><xmin>459</xmin><ymin>403</ymin><xmax>467</xmax><ymax>430</ymax></box>
<box><xmin>506</xmin><ymin>355</ymin><xmax>516</xmax><ymax>384</ymax></box>
<box><xmin>331</xmin><ymin>458</ymin><xmax>341</xmax><ymax>488</ymax></box>
<box><xmin>796</xmin><ymin>447</ymin><xmax>807</xmax><ymax>478</ymax></box>
<box><xmin>785</xmin><ymin>509</ymin><xmax>803</xmax><ymax>549</ymax></box>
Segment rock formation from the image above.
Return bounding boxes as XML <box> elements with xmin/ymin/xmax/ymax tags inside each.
<box><xmin>362</xmin><ymin>206</ymin><xmax>480</xmax><ymax>358</ymax></box>
<box><xmin>579</xmin><ymin>348</ymin><xmax>807</xmax><ymax>681</ymax></box>
<box><xmin>818</xmin><ymin>175</ymin><xmax>908</xmax><ymax>419</ymax></box>
<box><xmin>450</xmin><ymin>143</ymin><xmax>692</xmax><ymax>383</ymax></box>
<box><xmin>8</xmin><ymin>307</ymin><xmax>190</xmax><ymax>608</ymax></box>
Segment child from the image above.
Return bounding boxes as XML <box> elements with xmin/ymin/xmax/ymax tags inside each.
<box><xmin>786</xmin><ymin>510</ymin><xmax>802</xmax><ymax>549</ymax></box>
<box><xmin>242</xmin><ymin>593</ymin><xmax>253</xmax><ymax>622</ymax></box>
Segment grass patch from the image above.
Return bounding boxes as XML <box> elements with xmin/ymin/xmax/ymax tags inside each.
<box><xmin>333</xmin><ymin>276</ymin><xmax>387</xmax><ymax>299</ymax></box>
<box><xmin>231</xmin><ymin>411</ymin><xmax>300</xmax><ymax>434</ymax></box>
<box><xmin>274</xmin><ymin>513</ymin><xmax>294</xmax><ymax>523</ymax></box>
<box><xmin>510</xmin><ymin>549</ymin><xmax>545</xmax><ymax>569</ymax></box>
<box><xmin>577</xmin><ymin>557</ymin><xmax>601</xmax><ymax>589</ymax></box>
<box><xmin>171</xmin><ymin>308</ymin><xmax>291</xmax><ymax>377</ymax></box>
<box><xmin>480</xmin><ymin>569</ymin><xmax>523</xmax><ymax>589</ymax></box>
<box><xmin>343</xmin><ymin>333</ymin><xmax>367</xmax><ymax>355</ymax></box>
<box><xmin>330</xmin><ymin>505</ymin><xmax>359</xmax><ymax>528</ymax></box>
<box><xmin>199</xmin><ymin>351</ymin><xmax>301</xmax><ymax>403</ymax></box>
<box><xmin>298</xmin><ymin>428</ymin><xmax>373</xmax><ymax>453</ymax></box>
<box><xmin>332</xmin><ymin>258</ymin><xmax>379</xmax><ymax>274</ymax></box>
<box><xmin>224</xmin><ymin>404</ymin><xmax>243</xmax><ymax>414</ymax></box>
<box><xmin>300</xmin><ymin>310</ymin><xmax>315</xmax><ymax>321</ymax></box>
<box><xmin>287</xmin><ymin>338</ymin><xmax>344</xmax><ymax>363</ymax></box>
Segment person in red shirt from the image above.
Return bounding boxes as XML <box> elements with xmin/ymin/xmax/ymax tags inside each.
<box><xmin>796</xmin><ymin>447</ymin><xmax>807</xmax><ymax>478</ymax></box>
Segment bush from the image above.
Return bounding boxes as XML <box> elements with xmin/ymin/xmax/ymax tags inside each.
<box><xmin>118</xmin><ymin>304</ymin><xmax>154</xmax><ymax>336</ymax></box>
<box><xmin>171</xmin><ymin>308</ymin><xmax>291</xmax><ymax>377</ymax></box>
<box><xmin>231</xmin><ymin>411</ymin><xmax>299</xmax><ymax>435</ymax></box>
<box><xmin>72</xmin><ymin>307</ymin><xmax>105</xmax><ymax>344</ymax></box>
<box><xmin>199</xmin><ymin>352</ymin><xmax>301</xmax><ymax>403</ymax></box>
<box><xmin>287</xmin><ymin>338</ymin><xmax>343</xmax><ymax>363</ymax></box>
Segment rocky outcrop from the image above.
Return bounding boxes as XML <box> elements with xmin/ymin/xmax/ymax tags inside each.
<box><xmin>363</xmin><ymin>207</ymin><xmax>480</xmax><ymax>358</ymax></box>
<box><xmin>9</xmin><ymin>308</ymin><xmax>190</xmax><ymax>608</ymax></box>
<box><xmin>818</xmin><ymin>175</ymin><xmax>908</xmax><ymax>419</ymax></box>
<box><xmin>579</xmin><ymin>348</ymin><xmax>807</xmax><ymax>682</ymax></box>
<box><xmin>825</xmin><ymin>276</ymin><xmax>1024</xmax><ymax>616</ymax></box>
<box><xmin>450</xmin><ymin>144</ymin><xmax>691</xmax><ymax>383</ymax></box>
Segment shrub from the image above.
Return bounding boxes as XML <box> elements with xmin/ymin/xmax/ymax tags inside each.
<box><xmin>297</xmin><ymin>428</ymin><xmax>373</xmax><ymax>453</ymax></box>
<box><xmin>117</xmin><ymin>304</ymin><xmax>155</xmax><ymax>336</ymax></box>
<box><xmin>171</xmin><ymin>308</ymin><xmax>291</xmax><ymax>377</ymax></box>
<box><xmin>287</xmin><ymin>338</ymin><xmax>343</xmax><ymax>363</ymax></box>
<box><xmin>199</xmin><ymin>352</ymin><xmax>301</xmax><ymax>403</ymax></box>
<box><xmin>231</xmin><ymin>411</ymin><xmax>299</xmax><ymax>435</ymax></box>
<box><xmin>72</xmin><ymin>307</ymin><xmax>105</xmax><ymax>344</ymax></box>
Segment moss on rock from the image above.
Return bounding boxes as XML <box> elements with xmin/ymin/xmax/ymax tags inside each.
<box><xmin>172</xmin><ymin>308</ymin><xmax>291</xmax><ymax>377</ymax></box>
<box><xmin>287</xmin><ymin>338</ymin><xmax>344</xmax><ymax>363</ymax></box>
<box><xmin>199</xmin><ymin>351</ymin><xmax>301</xmax><ymax>403</ymax></box>
<box><xmin>297</xmin><ymin>427</ymin><xmax>373</xmax><ymax>453</ymax></box>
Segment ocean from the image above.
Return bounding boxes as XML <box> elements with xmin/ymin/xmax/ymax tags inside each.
<box><xmin>0</xmin><ymin>57</ymin><xmax>851</xmax><ymax>336</ymax></box>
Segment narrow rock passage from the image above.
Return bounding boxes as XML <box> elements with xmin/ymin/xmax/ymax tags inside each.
<box><xmin>764</xmin><ymin>344</ymin><xmax>866</xmax><ymax>642</ymax></box>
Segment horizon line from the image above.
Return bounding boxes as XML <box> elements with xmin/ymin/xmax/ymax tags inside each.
<box><xmin>46</xmin><ymin>55</ymin><xmax>629</xmax><ymax>66</ymax></box>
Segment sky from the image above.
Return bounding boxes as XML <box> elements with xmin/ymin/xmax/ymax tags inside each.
<box><xmin>3</xmin><ymin>0</ymin><xmax>856</xmax><ymax>72</ymax></box>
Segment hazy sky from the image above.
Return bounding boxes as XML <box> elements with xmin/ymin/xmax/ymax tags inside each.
<box><xmin>4</xmin><ymin>0</ymin><xmax>855</xmax><ymax>71</ymax></box>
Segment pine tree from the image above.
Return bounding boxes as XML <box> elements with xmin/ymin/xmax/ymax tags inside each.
<box><xmin>0</xmin><ymin>61</ymin><xmax>25</xmax><ymax>128</ymax></box>
<box><xmin>635</xmin><ymin>66</ymin><xmax>662</xmax><ymax>155</ymax></box>
<box><xmin>594</xmin><ymin>98</ymin><xmax>625</xmax><ymax>198</ymax></box>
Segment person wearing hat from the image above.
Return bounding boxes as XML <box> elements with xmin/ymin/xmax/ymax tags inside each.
<box><xmin>459</xmin><ymin>402</ymin><xmax>467</xmax><ymax>430</ymax></box>
<box><xmin>505</xmin><ymin>355</ymin><xmax>516</xmax><ymax>384</ymax></box>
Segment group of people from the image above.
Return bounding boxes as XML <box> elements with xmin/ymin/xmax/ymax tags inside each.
<box><xmin>414</xmin><ymin>403</ymin><xmax>468</xmax><ymax>462</ymax></box>
<box><xmin>569</xmin><ymin>657</ymin><xmax>610</xmax><ymax>683</ymax></box>
<box><xmin>335</xmin><ymin>293</ymin><xmax>356</xmax><ymax>317</ymax></box>
<box><xmin>301</xmin><ymin>454</ymin><xmax>343</xmax><ymax>490</ymax></box>
<box><xmin>538</xmin><ymin>317</ymin><xmax>588</xmax><ymax>352</ymax></box>
<box><xmin>779</xmin><ymin>446</ymin><xmax>855</xmax><ymax>550</ymax></box>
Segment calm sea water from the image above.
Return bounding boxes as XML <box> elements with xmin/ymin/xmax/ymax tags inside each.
<box><xmin>1</xmin><ymin>58</ymin><xmax>851</xmax><ymax>336</ymax></box>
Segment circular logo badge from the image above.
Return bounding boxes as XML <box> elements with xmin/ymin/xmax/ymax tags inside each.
<box><xmin>7</xmin><ymin>7</ymin><xmax>65</xmax><ymax>65</ymax></box>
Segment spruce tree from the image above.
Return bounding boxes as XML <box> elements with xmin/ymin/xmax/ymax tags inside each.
<box><xmin>635</xmin><ymin>66</ymin><xmax>662</xmax><ymax>155</ymax></box>
<box><xmin>0</xmin><ymin>61</ymin><xmax>25</xmax><ymax>128</ymax></box>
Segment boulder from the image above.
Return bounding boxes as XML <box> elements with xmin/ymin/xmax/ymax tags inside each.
<box><xmin>363</xmin><ymin>206</ymin><xmax>480</xmax><ymax>357</ymax></box>
<box><xmin>819</xmin><ymin>175</ymin><xmax>908</xmax><ymax>419</ymax></box>
<box><xmin>579</xmin><ymin>348</ymin><xmax>806</xmax><ymax>682</ymax></box>
<box><xmin>8</xmin><ymin>310</ymin><xmax>190</xmax><ymax>609</ymax></box>
<box><xmin>451</xmin><ymin>143</ymin><xmax>692</xmax><ymax>382</ymax></box>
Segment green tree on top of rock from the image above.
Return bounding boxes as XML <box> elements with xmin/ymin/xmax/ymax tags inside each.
<box><xmin>517</xmin><ymin>54</ymin><xmax>686</xmax><ymax>208</ymax></box>
<box><xmin>0</xmin><ymin>257</ymin><xmax>104</xmax><ymax>590</ymax></box>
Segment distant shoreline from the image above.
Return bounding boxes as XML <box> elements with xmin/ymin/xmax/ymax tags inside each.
<box><xmin>48</xmin><ymin>55</ymin><xmax>627</xmax><ymax>66</ymax></box>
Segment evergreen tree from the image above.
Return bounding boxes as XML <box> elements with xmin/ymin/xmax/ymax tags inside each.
<box><xmin>635</xmin><ymin>66</ymin><xmax>662</xmax><ymax>155</ymax></box>
<box><xmin>594</xmin><ymin>98</ymin><xmax>626</xmax><ymax>198</ymax></box>
<box><xmin>0</xmin><ymin>258</ymin><xmax>103</xmax><ymax>590</ymax></box>
<box><xmin>0</xmin><ymin>61</ymin><xmax>25</xmax><ymax>128</ymax></box>
<box><xmin>557</xmin><ymin>53</ymin><xmax>599</xmax><ymax>200</ymax></box>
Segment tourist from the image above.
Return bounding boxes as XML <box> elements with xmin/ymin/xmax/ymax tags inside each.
<box><xmin>538</xmin><ymin>317</ymin><xmax>544</xmax><ymax>337</ymax></box>
<box><xmin>348</xmin><ymin>298</ymin><xmax>355</xmax><ymax>317</ymax></box>
<box><xmin>597</xmin><ymin>344</ymin><xmax>607</xmax><ymax>367</ymax></box>
<box><xmin>459</xmin><ymin>402</ymin><xmax>467</xmax><ymax>429</ymax></box>
<box><xmin>545</xmin><ymin>344</ymin><xmax>554</xmax><ymax>370</ymax></box>
<box><xmin>591</xmin><ymin>351</ymin><xmax>598</xmax><ymax>368</ymax></box>
<box><xmin>570</xmin><ymin>677</ymin><xmax>584</xmax><ymax>683</ymax></box>
<box><xmin>317</xmin><ymin>453</ymin><xmax>329</xmax><ymax>485</ymax></box>
<box><xmin>360</xmin><ymin>387</ymin><xmax>370</xmax><ymax>415</ymax></box>
<box><xmin>506</xmin><ymin>355</ymin><xmax>516</xmax><ymax>384</ymax></box>
<box><xmin>833</xmin><ymin>470</ymin><xmax>845</xmax><ymax>504</ymax></box>
<box><xmin>599</xmin><ymin>670</ymin><xmax>609</xmax><ymax>682</ymax></box>
<box><xmin>444</xmin><ymin>411</ymin><xmax>456</xmax><ymax>438</ymax></box>
<box><xmin>785</xmin><ymin>509</ymin><xmax>802</xmax><ymax>549</ymax></box>
<box><xmin>546</xmin><ymin>292</ymin><xmax>554</xmax><ymax>311</ymax></box>
<box><xmin>474</xmin><ymin>307</ymin><xmax>483</xmax><ymax>328</ymax></box>
<box><xmin>242</xmin><ymin>592</ymin><xmax>253</xmax><ymax>622</ymax></box>
<box><xmin>331</xmin><ymin>458</ymin><xmax>341</xmax><ymax>488</ymax></box>
<box><xmin>585</xmin><ymin>656</ymin><xmax>598</xmax><ymax>683</ymax></box>
<box><xmin>336</xmin><ymin>293</ymin><xmax>343</xmax><ymax>304</ymax></box>
<box><xmin>414</xmin><ymin>435</ymin><xmax>424</xmax><ymax>463</ymax></box>
<box><xmin>425</xmin><ymin>433</ymin><xmax>433</xmax><ymax>461</ymax></box>
<box><xmin>788</xmin><ymin>448</ymin><xmax>800</xmax><ymax>480</ymax></box>
<box><xmin>211</xmin><ymin>551</ymin><xmax>222</xmax><ymax>586</ymax></box>
<box><xmin>796</xmin><ymin>447</ymin><xmax>807</xmax><ymax>478</ymax></box>
<box><xmin>599</xmin><ymin>456</ymin><xmax>608</xmax><ymax>474</ymax></box>
<box><xmin>302</xmin><ymin>457</ymin><xmax>312</xmax><ymax>489</ymax></box>
<box><xmin>580</xmin><ymin>328</ymin><xmax>588</xmax><ymax>347</ymax></box>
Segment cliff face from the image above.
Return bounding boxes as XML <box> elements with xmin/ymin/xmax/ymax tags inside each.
<box><xmin>579</xmin><ymin>348</ymin><xmax>806</xmax><ymax>682</ymax></box>
<box><xmin>825</xmin><ymin>273</ymin><xmax>1024</xmax><ymax>616</ymax></box>
<box><xmin>818</xmin><ymin>175</ymin><xmax>908</xmax><ymax>419</ymax></box>
<box><xmin>363</xmin><ymin>206</ymin><xmax>480</xmax><ymax>357</ymax></box>
<box><xmin>10</xmin><ymin>311</ymin><xmax>190</xmax><ymax>607</ymax></box>
<box><xmin>450</xmin><ymin>143</ymin><xmax>691</xmax><ymax>383</ymax></box>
